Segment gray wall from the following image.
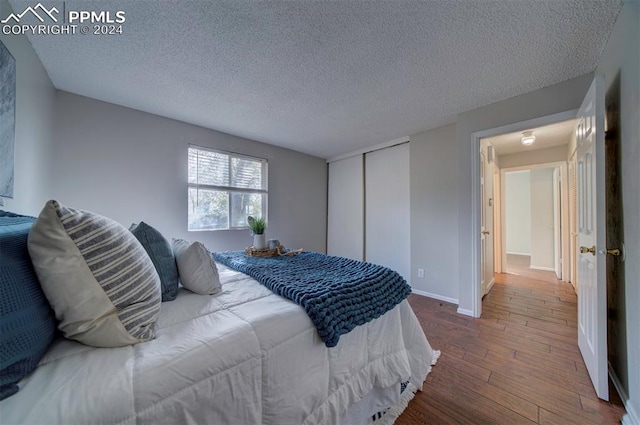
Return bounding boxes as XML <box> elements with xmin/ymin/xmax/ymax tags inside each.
<box><xmin>505</xmin><ymin>171</ymin><xmax>531</xmax><ymax>255</ymax></box>
<box><xmin>409</xmin><ymin>124</ymin><xmax>459</xmax><ymax>301</ymax></box>
<box><xmin>51</xmin><ymin>92</ymin><xmax>327</xmax><ymax>254</ymax></box>
<box><xmin>499</xmin><ymin>145</ymin><xmax>568</xmax><ymax>169</ymax></box>
<box><xmin>595</xmin><ymin>1</ymin><xmax>639</xmax><ymax>420</ymax></box>
<box><xmin>456</xmin><ymin>73</ymin><xmax>594</xmax><ymax>312</ymax></box>
<box><xmin>0</xmin><ymin>1</ymin><xmax>55</xmax><ymax>216</ymax></box>
<box><xmin>529</xmin><ymin>168</ymin><xmax>554</xmax><ymax>270</ymax></box>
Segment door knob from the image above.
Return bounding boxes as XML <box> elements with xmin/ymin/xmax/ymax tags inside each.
<box><xmin>482</xmin><ymin>230</ymin><xmax>490</xmax><ymax>235</ymax></box>
<box><xmin>606</xmin><ymin>248</ymin><xmax>621</xmax><ymax>256</ymax></box>
<box><xmin>580</xmin><ymin>245</ymin><xmax>596</xmax><ymax>255</ymax></box>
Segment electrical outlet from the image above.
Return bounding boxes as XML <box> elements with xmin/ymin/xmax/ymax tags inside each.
<box><xmin>417</xmin><ymin>268</ymin><xmax>424</xmax><ymax>278</ymax></box>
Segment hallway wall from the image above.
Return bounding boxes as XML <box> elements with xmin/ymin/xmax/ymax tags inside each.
<box><xmin>529</xmin><ymin>168</ymin><xmax>555</xmax><ymax>270</ymax></box>
<box><xmin>505</xmin><ymin>171</ymin><xmax>531</xmax><ymax>255</ymax></box>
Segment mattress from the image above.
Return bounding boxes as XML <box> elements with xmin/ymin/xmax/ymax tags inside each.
<box><xmin>0</xmin><ymin>264</ymin><xmax>438</xmax><ymax>425</ymax></box>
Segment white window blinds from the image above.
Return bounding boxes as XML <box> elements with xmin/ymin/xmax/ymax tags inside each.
<box><xmin>188</xmin><ymin>146</ymin><xmax>267</xmax><ymax>231</ymax></box>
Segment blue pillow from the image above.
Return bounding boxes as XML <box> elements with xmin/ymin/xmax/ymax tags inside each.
<box><xmin>0</xmin><ymin>211</ymin><xmax>56</xmax><ymax>400</ymax></box>
<box><xmin>129</xmin><ymin>222</ymin><xmax>179</xmax><ymax>301</ymax></box>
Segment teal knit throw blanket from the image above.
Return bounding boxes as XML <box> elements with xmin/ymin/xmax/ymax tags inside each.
<box><xmin>213</xmin><ymin>251</ymin><xmax>411</xmax><ymax>347</ymax></box>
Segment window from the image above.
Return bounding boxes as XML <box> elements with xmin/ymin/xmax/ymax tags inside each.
<box><xmin>188</xmin><ymin>146</ymin><xmax>267</xmax><ymax>231</ymax></box>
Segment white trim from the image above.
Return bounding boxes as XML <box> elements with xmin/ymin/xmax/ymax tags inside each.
<box><xmin>456</xmin><ymin>307</ymin><xmax>474</xmax><ymax>317</ymax></box>
<box><xmin>188</xmin><ymin>143</ymin><xmax>268</xmax><ymax>164</ymax></box>
<box><xmin>486</xmin><ymin>278</ymin><xmax>495</xmax><ymax>294</ymax></box>
<box><xmin>470</xmin><ymin>109</ymin><xmax>579</xmax><ymax>318</ymax></box>
<box><xmin>529</xmin><ymin>265</ymin><xmax>555</xmax><ymax>272</ymax></box>
<box><xmin>327</xmin><ymin>136</ymin><xmax>409</xmax><ymax>163</ymax></box>
<box><xmin>411</xmin><ymin>289</ymin><xmax>458</xmax><ymax>305</ymax></box>
<box><xmin>471</xmin><ymin>109</ymin><xmax>579</xmax><ymax>141</ymax></box>
<box><xmin>506</xmin><ymin>251</ymin><xmax>531</xmax><ymax>256</ymax></box>
<box><xmin>609</xmin><ymin>363</ymin><xmax>640</xmax><ymax>425</ymax></box>
<box><xmin>623</xmin><ymin>409</ymin><xmax>639</xmax><ymax>425</ymax></box>
<box><xmin>471</xmin><ymin>131</ymin><xmax>482</xmax><ymax>318</ymax></box>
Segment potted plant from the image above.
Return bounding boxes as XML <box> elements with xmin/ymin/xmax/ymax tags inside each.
<box><xmin>247</xmin><ymin>216</ymin><xmax>267</xmax><ymax>249</ymax></box>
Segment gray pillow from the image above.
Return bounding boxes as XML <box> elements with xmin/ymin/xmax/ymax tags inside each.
<box><xmin>130</xmin><ymin>222</ymin><xmax>179</xmax><ymax>301</ymax></box>
<box><xmin>28</xmin><ymin>200</ymin><xmax>161</xmax><ymax>347</ymax></box>
<box><xmin>172</xmin><ymin>238</ymin><xmax>221</xmax><ymax>295</ymax></box>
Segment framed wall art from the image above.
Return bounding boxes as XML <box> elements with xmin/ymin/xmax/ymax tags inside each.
<box><xmin>0</xmin><ymin>39</ymin><xmax>16</xmax><ymax>198</ymax></box>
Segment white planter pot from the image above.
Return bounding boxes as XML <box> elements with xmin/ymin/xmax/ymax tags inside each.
<box><xmin>253</xmin><ymin>234</ymin><xmax>267</xmax><ymax>249</ymax></box>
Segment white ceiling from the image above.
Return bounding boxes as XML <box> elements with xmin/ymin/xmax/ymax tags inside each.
<box><xmin>11</xmin><ymin>1</ymin><xmax>621</xmax><ymax>159</ymax></box>
<box><xmin>486</xmin><ymin>119</ymin><xmax>577</xmax><ymax>156</ymax></box>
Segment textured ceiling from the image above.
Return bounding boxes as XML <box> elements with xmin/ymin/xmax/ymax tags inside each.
<box><xmin>486</xmin><ymin>119</ymin><xmax>576</xmax><ymax>156</ymax></box>
<box><xmin>11</xmin><ymin>0</ymin><xmax>621</xmax><ymax>159</ymax></box>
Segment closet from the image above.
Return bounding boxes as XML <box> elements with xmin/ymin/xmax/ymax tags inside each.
<box><xmin>327</xmin><ymin>143</ymin><xmax>411</xmax><ymax>283</ymax></box>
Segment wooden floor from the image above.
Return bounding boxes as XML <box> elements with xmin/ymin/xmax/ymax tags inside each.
<box><xmin>396</xmin><ymin>255</ymin><xmax>625</xmax><ymax>424</ymax></box>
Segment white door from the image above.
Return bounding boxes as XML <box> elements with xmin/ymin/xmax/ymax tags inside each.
<box><xmin>327</xmin><ymin>156</ymin><xmax>364</xmax><ymax>260</ymax></box>
<box><xmin>493</xmin><ymin>170</ymin><xmax>503</xmax><ymax>274</ymax></box>
<box><xmin>365</xmin><ymin>144</ymin><xmax>410</xmax><ymax>283</ymax></box>
<box><xmin>553</xmin><ymin>167</ymin><xmax>561</xmax><ymax>279</ymax></box>
<box><xmin>481</xmin><ymin>148</ymin><xmax>494</xmax><ymax>296</ymax></box>
<box><xmin>576</xmin><ymin>77</ymin><xmax>608</xmax><ymax>400</ymax></box>
<box><xmin>568</xmin><ymin>153</ymin><xmax>578</xmax><ymax>289</ymax></box>
<box><xmin>480</xmin><ymin>150</ymin><xmax>488</xmax><ymax>295</ymax></box>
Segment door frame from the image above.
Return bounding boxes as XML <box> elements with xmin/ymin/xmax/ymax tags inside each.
<box><xmin>469</xmin><ymin>109</ymin><xmax>577</xmax><ymax>317</ymax></box>
<box><xmin>553</xmin><ymin>167</ymin><xmax>562</xmax><ymax>279</ymax></box>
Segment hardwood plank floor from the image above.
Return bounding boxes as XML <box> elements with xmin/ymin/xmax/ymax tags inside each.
<box><xmin>397</xmin><ymin>255</ymin><xmax>625</xmax><ymax>424</ymax></box>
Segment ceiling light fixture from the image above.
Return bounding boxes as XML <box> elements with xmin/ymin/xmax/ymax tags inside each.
<box><xmin>521</xmin><ymin>130</ymin><xmax>536</xmax><ymax>146</ymax></box>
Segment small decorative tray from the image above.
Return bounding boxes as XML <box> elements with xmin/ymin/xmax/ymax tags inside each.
<box><xmin>244</xmin><ymin>245</ymin><xmax>304</xmax><ymax>257</ymax></box>
<box><xmin>245</xmin><ymin>246</ymin><xmax>280</xmax><ymax>257</ymax></box>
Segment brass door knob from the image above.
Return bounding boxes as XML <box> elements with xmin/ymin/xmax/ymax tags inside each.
<box><xmin>606</xmin><ymin>248</ymin><xmax>621</xmax><ymax>256</ymax></box>
<box><xmin>580</xmin><ymin>245</ymin><xmax>596</xmax><ymax>255</ymax></box>
<box><xmin>482</xmin><ymin>230</ymin><xmax>490</xmax><ymax>235</ymax></box>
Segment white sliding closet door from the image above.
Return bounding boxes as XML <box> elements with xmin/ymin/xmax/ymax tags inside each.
<box><xmin>327</xmin><ymin>155</ymin><xmax>364</xmax><ymax>260</ymax></box>
<box><xmin>365</xmin><ymin>144</ymin><xmax>411</xmax><ymax>284</ymax></box>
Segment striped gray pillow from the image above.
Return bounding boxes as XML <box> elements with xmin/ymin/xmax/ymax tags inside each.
<box><xmin>28</xmin><ymin>200</ymin><xmax>161</xmax><ymax>347</ymax></box>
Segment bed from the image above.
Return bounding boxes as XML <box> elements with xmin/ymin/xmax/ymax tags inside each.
<box><xmin>1</xmin><ymin>203</ymin><xmax>439</xmax><ymax>425</ymax></box>
<box><xmin>1</xmin><ymin>262</ymin><xmax>439</xmax><ymax>424</ymax></box>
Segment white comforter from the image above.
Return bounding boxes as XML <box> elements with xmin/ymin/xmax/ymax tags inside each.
<box><xmin>1</xmin><ymin>265</ymin><xmax>438</xmax><ymax>425</ymax></box>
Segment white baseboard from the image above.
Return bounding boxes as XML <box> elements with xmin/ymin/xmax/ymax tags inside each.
<box><xmin>609</xmin><ymin>362</ymin><xmax>639</xmax><ymax>425</ymax></box>
<box><xmin>529</xmin><ymin>265</ymin><xmax>555</xmax><ymax>272</ymax></box>
<box><xmin>456</xmin><ymin>307</ymin><xmax>474</xmax><ymax>317</ymax></box>
<box><xmin>570</xmin><ymin>280</ymin><xmax>577</xmax><ymax>294</ymax></box>
<box><xmin>506</xmin><ymin>251</ymin><xmax>531</xmax><ymax>256</ymax></box>
<box><xmin>623</xmin><ymin>407</ymin><xmax>639</xmax><ymax>425</ymax></box>
<box><xmin>411</xmin><ymin>289</ymin><xmax>458</xmax><ymax>305</ymax></box>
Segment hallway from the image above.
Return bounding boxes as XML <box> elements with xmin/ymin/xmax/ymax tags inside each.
<box><xmin>397</xmin><ymin>261</ymin><xmax>625</xmax><ymax>424</ymax></box>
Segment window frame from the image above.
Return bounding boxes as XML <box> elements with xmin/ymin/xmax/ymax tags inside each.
<box><xmin>188</xmin><ymin>144</ymin><xmax>268</xmax><ymax>231</ymax></box>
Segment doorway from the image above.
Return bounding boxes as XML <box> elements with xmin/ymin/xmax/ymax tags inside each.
<box><xmin>499</xmin><ymin>163</ymin><xmax>568</xmax><ymax>281</ymax></box>
<box><xmin>469</xmin><ymin>110</ymin><xmax>579</xmax><ymax>317</ymax></box>
<box><xmin>470</xmin><ymin>76</ymin><xmax>627</xmax><ymax>403</ymax></box>
<box><xmin>479</xmin><ymin>118</ymin><xmax>574</xmax><ymax>301</ymax></box>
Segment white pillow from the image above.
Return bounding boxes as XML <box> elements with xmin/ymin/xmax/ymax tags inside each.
<box><xmin>172</xmin><ymin>239</ymin><xmax>221</xmax><ymax>295</ymax></box>
<box><xmin>28</xmin><ymin>200</ymin><xmax>161</xmax><ymax>348</ymax></box>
